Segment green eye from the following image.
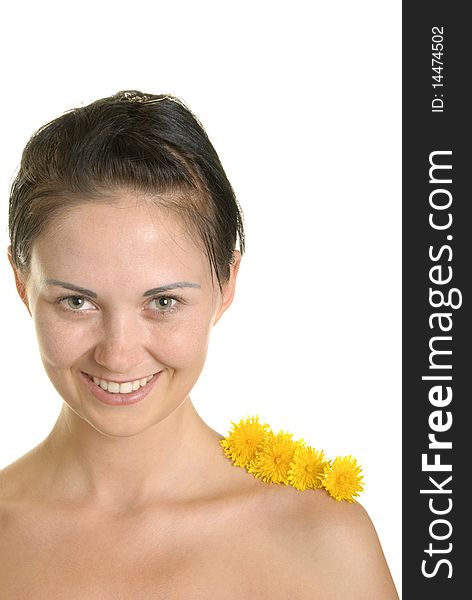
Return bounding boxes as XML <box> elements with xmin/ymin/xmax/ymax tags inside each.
<box><xmin>67</xmin><ymin>296</ymin><xmax>86</xmax><ymax>309</ymax></box>
<box><xmin>154</xmin><ymin>297</ymin><xmax>175</xmax><ymax>310</ymax></box>
<box><xmin>59</xmin><ymin>295</ymin><xmax>94</xmax><ymax>311</ymax></box>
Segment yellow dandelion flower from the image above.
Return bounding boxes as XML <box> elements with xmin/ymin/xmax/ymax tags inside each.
<box><xmin>287</xmin><ymin>445</ymin><xmax>329</xmax><ymax>491</ymax></box>
<box><xmin>220</xmin><ymin>417</ymin><xmax>365</xmax><ymax>502</ymax></box>
<box><xmin>219</xmin><ymin>416</ymin><xmax>270</xmax><ymax>468</ymax></box>
<box><xmin>322</xmin><ymin>455</ymin><xmax>364</xmax><ymax>502</ymax></box>
<box><xmin>248</xmin><ymin>430</ymin><xmax>301</xmax><ymax>484</ymax></box>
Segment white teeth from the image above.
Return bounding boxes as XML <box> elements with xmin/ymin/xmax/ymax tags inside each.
<box><xmin>88</xmin><ymin>373</ymin><xmax>156</xmax><ymax>394</ymax></box>
<box><xmin>119</xmin><ymin>382</ymin><xmax>133</xmax><ymax>394</ymax></box>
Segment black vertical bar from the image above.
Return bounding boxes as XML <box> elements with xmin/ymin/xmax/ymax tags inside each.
<box><xmin>403</xmin><ymin>3</ymin><xmax>470</xmax><ymax>597</ymax></box>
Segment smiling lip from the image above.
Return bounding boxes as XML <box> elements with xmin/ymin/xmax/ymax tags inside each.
<box><xmin>80</xmin><ymin>371</ymin><xmax>162</xmax><ymax>406</ymax></box>
<box><xmin>85</xmin><ymin>373</ymin><xmax>155</xmax><ymax>387</ymax></box>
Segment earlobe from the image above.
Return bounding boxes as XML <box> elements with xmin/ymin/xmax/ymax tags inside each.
<box><xmin>7</xmin><ymin>247</ymin><xmax>31</xmax><ymax>315</ymax></box>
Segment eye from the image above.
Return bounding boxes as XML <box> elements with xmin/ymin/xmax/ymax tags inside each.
<box><xmin>148</xmin><ymin>296</ymin><xmax>180</xmax><ymax>314</ymax></box>
<box><xmin>59</xmin><ymin>295</ymin><xmax>95</xmax><ymax>311</ymax></box>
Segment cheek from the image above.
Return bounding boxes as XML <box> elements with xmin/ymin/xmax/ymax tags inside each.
<box><xmin>152</xmin><ymin>313</ymin><xmax>214</xmax><ymax>368</ymax></box>
<box><xmin>31</xmin><ymin>304</ymin><xmax>216</xmax><ymax>371</ymax></box>
<box><xmin>33</xmin><ymin>311</ymin><xmax>91</xmax><ymax>369</ymax></box>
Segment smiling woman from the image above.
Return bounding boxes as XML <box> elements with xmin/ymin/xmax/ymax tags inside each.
<box><xmin>0</xmin><ymin>91</ymin><xmax>399</xmax><ymax>598</ymax></box>
<box><xmin>21</xmin><ymin>196</ymin><xmax>230</xmax><ymax>422</ymax></box>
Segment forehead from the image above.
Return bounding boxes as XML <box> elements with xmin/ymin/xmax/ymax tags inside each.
<box><xmin>30</xmin><ymin>196</ymin><xmax>209</xmax><ymax>283</ymax></box>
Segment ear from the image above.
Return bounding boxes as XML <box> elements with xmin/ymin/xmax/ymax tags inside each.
<box><xmin>213</xmin><ymin>250</ymin><xmax>241</xmax><ymax>326</ymax></box>
<box><xmin>7</xmin><ymin>246</ymin><xmax>31</xmax><ymax>315</ymax></box>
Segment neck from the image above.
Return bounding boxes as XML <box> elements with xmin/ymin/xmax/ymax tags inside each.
<box><xmin>39</xmin><ymin>397</ymin><xmax>224</xmax><ymax>512</ymax></box>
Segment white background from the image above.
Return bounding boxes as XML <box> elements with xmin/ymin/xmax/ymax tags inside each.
<box><xmin>0</xmin><ymin>0</ymin><xmax>401</xmax><ymax>594</ymax></box>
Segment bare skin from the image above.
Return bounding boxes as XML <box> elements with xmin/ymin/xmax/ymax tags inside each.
<box><xmin>0</xmin><ymin>440</ymin><xmax>399</xmax><ymax>599</ymax></box>
<box><xmin>1</xmin><ymin>191</ymin><xmax>399</xmax><ymax>599</ymax></box>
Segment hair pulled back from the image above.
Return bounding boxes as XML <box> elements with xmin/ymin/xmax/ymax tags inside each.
<box><xmin>8</xmin><ymin>90</ymin><xmax>245</xmax><ymax>290</ymax></box>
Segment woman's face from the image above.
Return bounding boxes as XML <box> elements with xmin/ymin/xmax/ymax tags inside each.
<box><xmin>12</xmin><ymin>193</ymin><xmax>238</xmax><ymax>436</ymax></box>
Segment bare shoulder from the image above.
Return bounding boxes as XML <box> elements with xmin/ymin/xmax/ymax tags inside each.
<box><xmin>0</xmin><ymin>459</ymin><xmax>26</xmax><ymax>536</ymax></box>
<box><xmin>0</xmin><ymin>444</ymin><xmax>47</xmax><ymax>518</ymax></box>
<box><xmin>0</xmin><ymin>458</ymin><xmax>23</xmax><ymax>503</ymax></box>
<box><xmin>296</xmin><ymin>490</ymin><xmax>398</xmax><ymax>600</ymax></box>
<box><xmin>0</xmin><ymin>446</ymin><xmax>41</xmax><ymax>497</ymax></box>
<box><xmin>271</xmin><ymin>487</ymin><xmax>400</xmax><ymax>600</ymax></box>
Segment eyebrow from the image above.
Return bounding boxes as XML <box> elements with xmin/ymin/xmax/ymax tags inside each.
<box><xmin>44</xmin><ymin>279</ymin><xmax>201</xmax><ymax>298</ymax></box>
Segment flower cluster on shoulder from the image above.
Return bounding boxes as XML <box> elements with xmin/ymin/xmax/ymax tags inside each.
<box><xmin>219</xmin><ymin>416</ymin><xmax>364</xmax><ymax>503</ymax></box>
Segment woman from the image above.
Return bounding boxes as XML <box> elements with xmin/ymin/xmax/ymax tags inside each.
<box><xmin>0</xmin><ymin>90</ymin><xmax>399</xmax><ymax>598</ymax></box>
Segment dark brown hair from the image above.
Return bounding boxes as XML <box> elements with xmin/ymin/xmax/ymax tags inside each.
<box><xmin>8</xmin><ymin>90</ymin><xmax>245</xmax><ymax>290</ymax></box>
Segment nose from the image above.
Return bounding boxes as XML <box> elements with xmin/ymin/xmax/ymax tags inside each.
<box><xmin>93</xmin><ymin>312</ymin><xmax>146</xmax><ymax>375</ymax></box>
